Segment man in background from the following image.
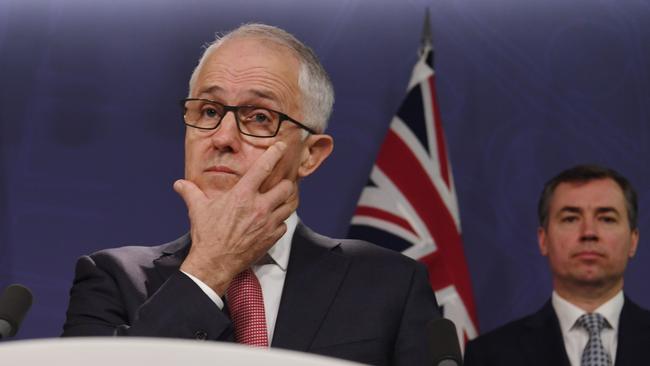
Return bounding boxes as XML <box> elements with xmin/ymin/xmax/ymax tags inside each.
<box><xmin>465</xmin><ymin>164</ymin><xmax>650</xmax><ymax>366</ymax></box>
<box><xmin>62</xmin><ymin>23</ymin><xmax>440</xmax><ymax>365</ymax></box>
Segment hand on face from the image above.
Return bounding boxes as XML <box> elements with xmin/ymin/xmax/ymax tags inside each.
<box><xmin>174</xmin><ymin>37</ymin><xmax>333</xmax><ymax>294</ymax></box>
<box><xmin>174</xmin><ymin>141</ymin><xmax>299</xmax><ymax>295</ymax></box>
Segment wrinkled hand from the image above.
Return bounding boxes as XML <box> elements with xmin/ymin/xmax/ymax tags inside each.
<box><xmin>174</xmin><ymin>142</ymin><xmax>298</xmax><ymax>295</ymax></box>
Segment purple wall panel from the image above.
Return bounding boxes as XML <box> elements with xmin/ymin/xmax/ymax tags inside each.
<box><xmin>1</xmin><ymin>0</ymin><xmax>649</xmax><ymax>339</ymax></box>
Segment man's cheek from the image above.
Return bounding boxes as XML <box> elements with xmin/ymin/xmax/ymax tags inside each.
<box><xmin>259</xmin><ymin>170</ymin><xmax>282</xmax><ymax>194</ymax></box>
<box><xmin>259</xmin><ymin>161</ymin><xmax>291</xmax><ymax>194</ymax></box>
<box><xmin>184</xmin><ymin>159</ymin><xmax>198</xmax><ymax>180</ymax></box>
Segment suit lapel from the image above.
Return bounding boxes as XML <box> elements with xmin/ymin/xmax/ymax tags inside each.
<box><xmin>614</xmin><ymin>297</ymin><xmax>650</xmax><ymax>366</ymax></box>
<box><xmin>149</xmin><ymin>233</ymin><xmax>191</xmax><ymax>294</ymax></box>
<box><xmin>520</xmin><ymin>301</ymin><xmax>571</xmax><ymax>366</ymax></box>
<box><xmin>272</xmin><ymin>223</ymin><xmax>350</xmax><ymax>351</ymax></box>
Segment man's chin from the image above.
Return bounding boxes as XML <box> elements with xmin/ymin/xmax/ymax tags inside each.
<box><xmin>196</xmin><ymin>178</ymin><xmax>238</xmax><ymax>198</ymax></box>
<box><xmin>570</xmin><ymin>271</ymin><xmax>608</xmax><ymax>288</ymax></box>
<box><xmin>206</xmin><ymin>184</ymin><xmax>236</xmax><ymax>197</ymax></box>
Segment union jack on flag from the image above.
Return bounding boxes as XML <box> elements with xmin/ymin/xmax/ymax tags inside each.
<box><xmin>347</xmin><ymin>15</ymin><xmax>478</xmax><ymax>349</ymax></box>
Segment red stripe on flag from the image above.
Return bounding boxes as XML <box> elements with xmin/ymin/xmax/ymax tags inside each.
<box><xmin>375</xmin><ymin>129</ymin><xmax>478</xmax><ymax>327</ymax></box>
<box><xmin>354</xmin><ymin>206</ymin><xmax>417</xmax><ymax>236</ymax></box>
<box><xmin>428</xmin><ymin>76</ymin><xmax>451</xmax><ymax>189</ymax></box>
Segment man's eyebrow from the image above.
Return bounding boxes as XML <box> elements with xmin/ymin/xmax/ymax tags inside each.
<box><xmin>558</xmin><ymin>206</ymin><xmax>582</xmax><ymax>214</ymax></box>
<box><xmin>198</xmin><ymin>85</ymin><xmax>223</xmax><ymax>96</ymax></box>
<box><xmin>247</xmin><ymin>89</ymin><xmax>280</xmax><ymax>103</ymax></box>
<box><xmin>197</xmin><ymin>86</ymin><xmax>280</xmax><ymax>105</ymax></box>
<box><xmin>595</xmin><ymin>207</ymin><xmax>620</xmax><ymax>215</ymax></box>
<box><xmin>239</xmin><ymin>89</ymin><xmax>283</xmax><ymax>110</ymax></box>
<box><xmin>557</xmin><ymin>206</ymin><xmax>621</xmax><ymax>215</ymax></box>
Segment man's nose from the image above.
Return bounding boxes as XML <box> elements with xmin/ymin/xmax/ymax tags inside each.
<box><xmin>210</xmin><ymin>111</ymin><xmax>241</xmax><ymax>149</ymax></box>
<box><xmin>579</xmin><ymin>218</ymin><xmax>599</xmax><ymax>242</ymax></box>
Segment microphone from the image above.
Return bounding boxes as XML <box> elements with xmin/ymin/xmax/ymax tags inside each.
<box><xmin>0</xmin><ymin>284</ymin><xmax>34</xmax><ymax>339</ymax></box>
<box><xmin>428</xmin><ymin>318</ymin><xmax>463</xmax><ymax>366</ymax></box>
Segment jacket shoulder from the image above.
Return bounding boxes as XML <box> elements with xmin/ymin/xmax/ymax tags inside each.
<box><xmin>297</xmin><ymin>223</ymin><xmax>424</xmax><ymax>273</ymax></box>
<box><xmin>88</xmin><ymin>234</ymin><xmax>188</xmax><ymax>262</ymax></box>
<box><xmin>468</xmin><ymin>313</ymin><xmax>535</xmax><ymax>347</ymax></box>
<box><xmin>464</xmin><ymin>315</ymin><xmax>532</xmax><ymax>366</ymax></box>
<box><xmin>339</xmin><ymin>238</ymin><xmax>418</xmax><ymax>262</ymax></box>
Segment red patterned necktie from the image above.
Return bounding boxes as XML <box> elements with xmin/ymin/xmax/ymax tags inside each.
<box><xmin>226</xmin><ymin>268</ymin><xmax>269</xmax><ymax>347</ymax></box>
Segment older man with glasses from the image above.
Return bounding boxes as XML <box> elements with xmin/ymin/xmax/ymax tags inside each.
<box><xmin>62</xmin><ymin>23</ymin><xmax>440</xmax><ymax>365</ymax></box>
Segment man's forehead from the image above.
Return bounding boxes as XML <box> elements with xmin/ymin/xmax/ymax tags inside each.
<box><xmin>192</xmin><ymin>37</ymin><xmax>301</xmax><ymax>109</ymax></box>
<box><xmin>208</xmin><ymin>36</ymin><xmax>298</xmax><ymax>68</ymax></box>
<box><xmin>550</xmin><ymin>178</ymin><xmax>626</xmax><ymax>211</ymax></box>
<box><xmin>197</xmin><ymin>85</ymin><xmax>281</xmax><ymax>103</ymax></box>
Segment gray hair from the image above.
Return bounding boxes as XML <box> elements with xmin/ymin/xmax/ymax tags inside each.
<box><xmin>188</xmin><ymin>23</ymin><xmax>334</xmax><ymax>133</ymax></box>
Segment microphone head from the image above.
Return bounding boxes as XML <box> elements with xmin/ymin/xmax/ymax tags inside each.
<box><xmin>428</xmin><ymin>317</ymin><xmax>463</xmax><ymax>366</ymax></box>
<box><xmin>0</xmin><ymin>284</ymin><xmax>34</xmax><ymax>337</ymax></box>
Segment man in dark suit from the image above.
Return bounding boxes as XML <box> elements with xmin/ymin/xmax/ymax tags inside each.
<box><xmin>62</xmin><ymin>23</ymin><xmax>439</xmax><ymax>366</ymax></box>
<box><xmin>465</xmin><ymin>165</ymin><xmax>650</xmax><ymax>366</ymax></box>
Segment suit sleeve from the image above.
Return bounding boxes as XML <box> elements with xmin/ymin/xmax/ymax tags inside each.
<box><xmin>62</xmin><ymin>254</ymin><xmax>233</xmax><ymax>340</ymax></box>
<box><xmin>392</xmin><ymin>262</ymin><xmax>441</xmax><ymax>366</ymax></box>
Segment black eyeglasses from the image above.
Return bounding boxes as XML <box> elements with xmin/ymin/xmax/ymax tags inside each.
<box><xmin>180</xmin><ymin>98</ymin><xmax>317</xmax><ymax>138</ymax></box>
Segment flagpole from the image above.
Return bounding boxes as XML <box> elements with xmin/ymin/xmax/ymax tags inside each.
<box><xmin>348</xmin><ymin>7</ymin><xmax>479</xmax><ymax>349</ymax></box>
<box><xmin>419</xmin><ymin>9</ymin><xmax>433</xmax><ymax>59</ymax></box>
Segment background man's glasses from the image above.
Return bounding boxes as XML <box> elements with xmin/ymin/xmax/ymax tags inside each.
<box><xmin>181</xmin><ymin>98</ymin><xmax>316</xmax><ymax>138</ymax></box>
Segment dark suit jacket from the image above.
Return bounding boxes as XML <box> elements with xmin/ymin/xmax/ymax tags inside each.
<box><xmin>464</xmin><ymin>298</ymin><xmax>650</xmax><ymax>366</ymax></box>
<box><xmin>62</xmin><ymin>223</ymin><xmax>440</xmax><ymax>365</ymax></box>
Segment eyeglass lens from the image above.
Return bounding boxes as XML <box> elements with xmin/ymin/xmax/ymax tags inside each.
<box><xmin>183</xmin><ymin>99</ymin><xmax>280</xmax><ymax>137</ymax></box>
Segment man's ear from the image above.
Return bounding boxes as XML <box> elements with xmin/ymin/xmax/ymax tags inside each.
<box><xmin>629</xmin><ymin>228</ymin><xmax>639</xmax><ymax>258</ymax></box>
<box><xmin>298</xmin><ymin>134</ymin><xmax>334</xmax><ymax>178</ymax></box>
<box><xmin>538</xmin><ymin>227</ymin><xmax>549</xmax><ymax>256</ymax></box>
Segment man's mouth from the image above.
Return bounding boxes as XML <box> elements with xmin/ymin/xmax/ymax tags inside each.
<box><xmin>205</xmin><ymin>166</ymin><xmax>237</xmax><ymax>175</ymax></box>
<box><xmin>573</xmin><ymin>251</ymin><xmax>605</xmax><ymax>260</ymax></box>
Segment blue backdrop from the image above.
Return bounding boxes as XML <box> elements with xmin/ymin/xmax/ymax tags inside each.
<box><xmin>1</xmin><ymin>0</ymin><xmax>649</xmax><ymax>340</ymax></box>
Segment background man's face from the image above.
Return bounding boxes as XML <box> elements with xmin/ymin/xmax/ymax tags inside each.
<box><xmin>184</xmin><ymin>37</ymin><xmax>308</xmax><ymax>198</ymax></box>
<box><xmin>538</xmin><ymin>178</ymin><xmax>639</xmax><ymax>290</ymax></box>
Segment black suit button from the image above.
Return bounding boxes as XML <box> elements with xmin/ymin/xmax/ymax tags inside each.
<box><xmin>194</xmin><ymin>330</ymin><xmax>208</xmax><ymax>340</ymax></box>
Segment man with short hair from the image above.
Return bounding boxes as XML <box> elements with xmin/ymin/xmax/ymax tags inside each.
<box><xmin>62</xmin><ymin>23</ymin><xmax>440</xmax><ymax>366</ymax></box>
<box><xmin>464</xmin><ymin>164</ymin><xmax>650</xmax><ymax>366</ymax></box>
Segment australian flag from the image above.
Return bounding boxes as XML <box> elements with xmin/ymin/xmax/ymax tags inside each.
<box><xmin>348</xmin><ymin>13</ymin><xmax>478</xmax><ymax>349</ymax></box>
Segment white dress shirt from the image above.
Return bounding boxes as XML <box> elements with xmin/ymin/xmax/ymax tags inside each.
<box><xmin>182</xmin><ymin>212</ymin><xmax>297</xmax><ymax>344</ymax></box>
<box><xmin>552</xmin><ymin>290</ymin><xmax>624</xmax><ymax>366</ymax></box>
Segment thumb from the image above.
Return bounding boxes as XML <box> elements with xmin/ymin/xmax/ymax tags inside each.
<box><xmin>173</xmin><ymin>179</ymin><xmax>207</xmax><ymax>210</ymax></box>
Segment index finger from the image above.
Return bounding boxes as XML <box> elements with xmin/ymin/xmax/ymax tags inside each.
<box><xmin>238</xmin><ymin>141</ymin><xmax>287</xmax><ymax>191</ymax></box>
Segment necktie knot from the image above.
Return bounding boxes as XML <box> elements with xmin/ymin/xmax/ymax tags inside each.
<box><xmin>576</xmin><ymin>313</ymin><xmax>608</xmax><ymax>335</ymax></box>
<box><xmin>226</xmin><ymin>268</ymin><xmax>269</xmax><ymax>347</ymax></box>
<box><xmin>576</xmin><ymin>313</ymin><xmax>612</xmax><ymax>366</ymax></box>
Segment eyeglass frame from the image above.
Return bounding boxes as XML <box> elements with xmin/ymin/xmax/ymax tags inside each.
<box><xmin>180</xmin><ymin>98</ymin><xmax>318</xmax><ymax>138</ymax></box>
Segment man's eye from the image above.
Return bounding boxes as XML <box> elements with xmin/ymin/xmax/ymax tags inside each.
<box><xmin>560</xmin><ymin>216</ymin><xmax>578</xmax><ymax>223</ymax></box>
<box><xmin>243</xmin><ymin>109</ymin><xmax>273</xmax><ymax>124</ymax></box>
<box><xmin>202</xmin><ymin>107</ymin><xmax>219</xmax><ymax>118</ymax></box>
<box><xmin>600</xmin><ymin>216</ymin><xmax>618</xmax><ymax>223</ymax></box>
<box><xmin>253</xmin><ymin>113</ymin><xmax>271</xmax><ymax>123</ymax></box>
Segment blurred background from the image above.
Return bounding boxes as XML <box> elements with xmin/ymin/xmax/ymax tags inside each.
<box><xmin>1</xmin><ymin>0</ymin><xmax>649</xmax><ymax>339</ymax></box>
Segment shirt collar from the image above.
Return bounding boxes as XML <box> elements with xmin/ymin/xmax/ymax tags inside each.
<box><xmin>594</xmin><ymin>290</ymin><xmax>624</xmax><ymax>330</ymax></box>
<box><xmin>552</xmin><ymin>290</ymin><xmax>624</xmax><ymax>333</ymax></box>
<box><xmin>260</xmin><ymin>212</ymin><xmax>297</xmax><ymax>272</ymax></box>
